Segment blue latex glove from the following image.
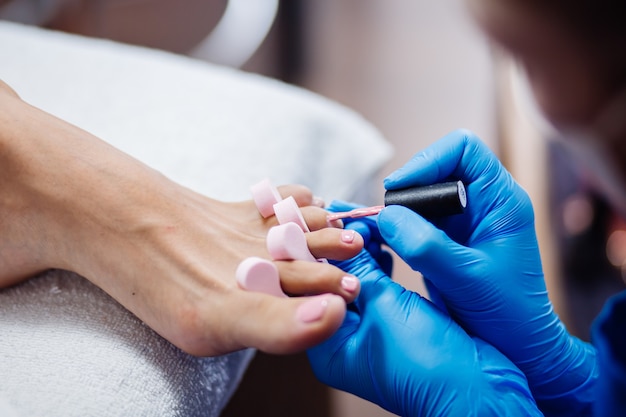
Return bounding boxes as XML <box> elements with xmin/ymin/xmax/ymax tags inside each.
<box><xmin>307</xmin><ymin>237</ymin><xmax>542</xmax><ymax>417</ymax></box>
<box><xmin>380</xmin><ymin>130</ymin><xmax>597</xmax><ymax>416</ymax></box>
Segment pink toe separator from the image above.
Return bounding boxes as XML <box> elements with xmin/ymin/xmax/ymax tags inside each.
<box><xmin>251</xmin><ymin>178</ymin><xmax>283</xmax><ymax>218</ymax></box>
<box><xmin>273</xmin><ymin>196</ymin><xmax>310</xmax><ymax>232</ymax></box>
<box><xmin>267</xmin><ymin>223</ymin><xmax>318</xmax><ymax>262</ymax></box>
<box><xmin>236</xmin><ymin>257</ymin><xmax>287</xmax><ymax>298</ymax></box>
<box><xmin>238</xmin><ymin>179</ymin><xmax>326</xmax><ymax>297</ymax></box>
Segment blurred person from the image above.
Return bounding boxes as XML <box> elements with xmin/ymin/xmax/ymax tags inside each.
<box><xmin>308</xmin><ymin>0</ymin><xmax>625</xmax><ymax>416</ymax></box>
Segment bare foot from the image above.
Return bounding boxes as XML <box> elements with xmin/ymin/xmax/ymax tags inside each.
<box><xmin>0</xmin><ymin>84</ymin><xmax>363</xmax><ymax>356</ymax></box>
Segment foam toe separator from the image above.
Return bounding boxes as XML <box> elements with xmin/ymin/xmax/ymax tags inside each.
<box><xmin>273</xmin><ymin>196</ymin><xmax>310</xmax><ymax>232</ymax></box>
<box><xmin>251</xmin><ymin>178</ymin><xmax>283</xmax><ymax>218</ymax></box>
<box><xmin>236</xmin><ymin>257</ymin><xmax>287</xmax><ymax>297</ymax></box>
<box><xmin>267</xmin><ymin>223</ymin><xmax>318</xmax><ymax>262</ymax></box>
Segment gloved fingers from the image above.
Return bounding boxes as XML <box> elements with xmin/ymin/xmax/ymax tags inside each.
<box><xmin>423</xmin><ymin>277</ymin><xmax>449</xmax><ymax>315</ymax></box>
<box><xmin>307</xmin><ymin>307</ymin><xmax>362</xmax><ymax>386</ymax></box>
<box><xmin>333</xmin><ymin>248</ymin><xmax>404</xmax><ymax>312</ymax></box>
<box><xmin>376</xmin><ymin>249</ymin><xmax>394</xmax><ymax>277</ymax></box>
<box><xmin>379</xmin><ymin>205</ymin><xmax>482</xmax><ymax>294</ymax></box>
<box><xmin>333</xmin><ymin>249</ymin><xmax>383</xmax><ymax>286</ymax></box>
<box><xmin>381</xmin><ymin>130</ymin><xmax>533</xmax><ymax>245</ymax></box>
<box><xmin>470</xmin><ymin>337</ymin><xmax>541</xmax><ymax>414</ymax></box>
<box><xmin>341</xmin><ymin>222</ymin><xmax>392</xmax><ymax>275</ymax></box>
<box><xmin>325</xmin><ymin>221</ymin><xmax>393</xmax><ymax>290</ymax></box>
<box><xmin>383</xmin><ymin>129</ymin><xmax>498</xmax><ymax>190</ymax></box>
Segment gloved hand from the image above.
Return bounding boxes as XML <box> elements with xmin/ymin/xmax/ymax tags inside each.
<box><xmin>307</xmin><ymin>234</ymin><xmax>542</xmax><ymax>417</ymax></box>
<box><xmin>380</xmin><ymin>129</ymin><xmax>597</xmax><ymax>416</ymax></box>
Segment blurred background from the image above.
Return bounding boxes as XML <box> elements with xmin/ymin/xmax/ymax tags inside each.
<box><xmin>2</xmin><ymin>0</ymin><xmax>624</xmax><ymax>416</ymax></box>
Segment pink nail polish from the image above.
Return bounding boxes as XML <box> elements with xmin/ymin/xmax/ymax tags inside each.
<box><xmin>296</xmin><ymin>296</ymin><xmax>330</xmax><ymax>323</ymax></box>
<box><xmin>341</xmin><ymin>276</ymin><xmax>358</xmax><ymax>292</ymax></box>
<box><xmin>341</xmin><ymin>229</ymin><xmax>356</xmax><ymax>244</ymax></box>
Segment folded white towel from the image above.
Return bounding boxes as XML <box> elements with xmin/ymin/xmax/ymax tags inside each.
<box><xmin>0</xmin><ymin>270</ymin><xmax>252</xmax><ymax>416</ymax></box>
<box><xmin>0</xmin><ymin>21</ymin><xmax>392</xmax><ymax>417</ymax></box>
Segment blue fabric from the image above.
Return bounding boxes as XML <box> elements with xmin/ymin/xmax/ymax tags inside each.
<box><xmin>592</xmin><ymin>290</ymin><xmax>626</xmax><ymax>417</ymax></box>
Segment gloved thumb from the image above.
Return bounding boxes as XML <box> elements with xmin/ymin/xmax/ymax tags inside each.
<box><xmin>378</xmin><ymin>205</ymin><xmax>482</xmax><ymax>295</ymax></box>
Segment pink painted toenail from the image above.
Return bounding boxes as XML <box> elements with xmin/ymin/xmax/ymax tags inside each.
<box><xmin>296</xmin><ymin>295</ymin><xmax>330</xmax><ymax>323</ymax></box>
<box><xmin>341</xmin><ymin>229</ymin><xmax>356</xmax><ymax>244</ymax></box>
<box><xmin>341</xmin><ymin>276</ymin><xmax>358</xmax><ymax>292</ymax></box>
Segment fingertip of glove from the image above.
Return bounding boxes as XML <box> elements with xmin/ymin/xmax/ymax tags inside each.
<box><xmin>379</xmin><ymin>205</ymin><xmax>427</xmax><ymax>230</ymax></box>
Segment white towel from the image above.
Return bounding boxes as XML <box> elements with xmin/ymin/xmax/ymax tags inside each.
<box><xmin>0</xmin><ymin>270</ymin><xmax>252</xmax><ymax>416</ymax></box>
<box><xmin>0</xmin><ymin>21</ymin><xmax>392</xmax><ymax>417</ymax></box>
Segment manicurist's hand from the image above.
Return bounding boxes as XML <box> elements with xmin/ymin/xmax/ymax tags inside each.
<box><xmin>307</xmin><ymin>229</ymin><xmax>542</xmax><ymax>417</ymax></box>
<box><xmin>0</xmin><ymin>80</ymin><xmax>363</xmax><ymax>356</ymax></box>
<box><xmin>380</xmin><ymin>129</ymin><xmax>597</xmax><ymax>415</ymax></box>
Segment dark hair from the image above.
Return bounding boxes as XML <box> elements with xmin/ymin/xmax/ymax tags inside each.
<box><xmin>517</xmin><ymin>1</ymin><xmax>626</xmax><ymax>84</ymax></box>
<box><xmin>519</xmin><ymin>1</ymin><xmax>624</xmax><ymax>40</ymax></box>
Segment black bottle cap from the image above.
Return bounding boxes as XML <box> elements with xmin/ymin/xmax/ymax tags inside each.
<box><xmin>384</xmin><ymin>180</ymin><xmax>467</xmax><ymax>218</ymax></box>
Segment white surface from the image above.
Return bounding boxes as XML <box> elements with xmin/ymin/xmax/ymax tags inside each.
<box><xmin>0</xmin><ymin>21</ymin><xmax>391</xmax><ymax>417</ymax></box>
